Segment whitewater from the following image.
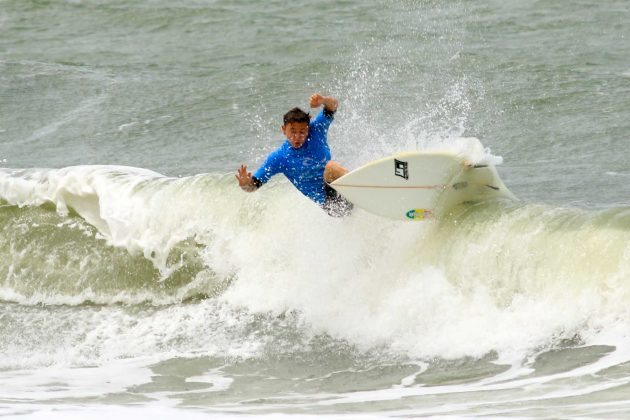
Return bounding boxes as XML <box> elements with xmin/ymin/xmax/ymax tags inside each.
<box><xmin>3</xmin><ymin>155</ymin><xmax>630</xmax><ymax>417</ymax></box>
<box><xmin>2</xmin><ymin>0</ymin><xmax>630</xmax><ymax>418</ymax></box>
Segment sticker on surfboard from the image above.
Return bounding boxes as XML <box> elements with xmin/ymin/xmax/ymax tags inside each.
<box><xmin>394</xmin><ymin>159</ymin><xmax>409</xmax><ymax>180</ymax></box>
<box><xmin>406</xmin><ymin>209</ymin><xmax>432</xmax><ymax>220</ymax></box>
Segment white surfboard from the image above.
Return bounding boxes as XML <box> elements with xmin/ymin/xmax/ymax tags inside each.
<box><xmin>331</xmin><ymin>150</ymin><xmax>515</xmax><ymax>221</ymax></box>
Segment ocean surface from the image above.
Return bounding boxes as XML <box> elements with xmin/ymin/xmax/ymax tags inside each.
<box><xmin>1</xmin><ymin>0</ymin><xmax>630</xmax><ymax>418</ymax></box>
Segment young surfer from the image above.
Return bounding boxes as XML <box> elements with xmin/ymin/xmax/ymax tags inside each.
<box><xmin>236</xmin><ymin>93</ymin><xmax>353</xmax><ymax>217</ymax></box>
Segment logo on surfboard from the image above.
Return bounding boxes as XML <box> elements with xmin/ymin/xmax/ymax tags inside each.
<box><xmin>406</xmin><ymin>209</ymin><xmax>432</xmax><ymax>220</ymax></box>
<box><xmin>394</xmin><ymin>159</ymin><xmax>409</xmax><ymax>180</ymax></box>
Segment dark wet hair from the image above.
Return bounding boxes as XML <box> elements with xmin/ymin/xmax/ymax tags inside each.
<box><xmin>283</xmin><ymin>107</ymin><xmax>310</xmax><ymax>125</ymax></box>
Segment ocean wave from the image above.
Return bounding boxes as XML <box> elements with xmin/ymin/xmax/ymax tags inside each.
<box><xmin>1</xmin><ymin>155</ymin><xmax>630</xmax><ymax>362</ymax></box>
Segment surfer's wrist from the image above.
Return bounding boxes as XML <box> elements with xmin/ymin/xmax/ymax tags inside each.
<box><xmin>240</xmin><ymin>182</ymin><xmax>257</xmax><ymax>192</ymax></box>
<box><xmin>322</xmin><ymin>96</ymin><xmax>338</xmax><ymax>112</ymax></box>
<box><xmin>240</xmin><ymin>176</ymin><xmax>261</xmax><ymax>192</ymax></box>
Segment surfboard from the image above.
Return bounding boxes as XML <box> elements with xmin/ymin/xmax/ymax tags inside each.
<box><xmin>330</xmin><ymin>150</ymin><xmax>515</xmax><ymax>221</ymax></box>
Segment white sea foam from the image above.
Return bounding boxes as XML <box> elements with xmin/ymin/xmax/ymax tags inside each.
<box><xmin>0</xmin><ymin>357</ymin><xmax>153</xmax><ymax>400</ymax></box>
<box><xmin>1</xmin><ymin>156</ymin><xmax>630</xmax><ymax>367</ymax></box>
<box><xmin>11</xmin><ymin>405</ymin><xmax>386</xmax><ymax>420</ymax></box>
<box><xmin>186</xmin><ymin>368</ymin><xmax>234</xmax><ymax>392</ymax></box>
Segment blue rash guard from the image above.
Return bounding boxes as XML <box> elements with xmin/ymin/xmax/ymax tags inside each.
<box><xmin>253</xmin><ymin>109</ymin><xmax>334</xmax><ymax>204</ymax></box>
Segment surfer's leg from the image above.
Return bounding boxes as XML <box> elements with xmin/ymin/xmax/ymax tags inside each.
<box><xmin>323</xmin><ymin>161</ymin><xmax>348</xmax><ymax>184</ymax></box>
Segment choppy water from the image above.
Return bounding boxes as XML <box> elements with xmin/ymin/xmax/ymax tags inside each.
<box><xmin>1</xmin><ymin>0</ymin><xmax>630</xmax><ymax>418</ymax></box>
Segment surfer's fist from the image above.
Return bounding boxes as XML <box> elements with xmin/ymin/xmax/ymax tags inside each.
<box><xmin>309</xmin><ymin>93</ymin><xmax>324</xmax><ymax>108</ymax></box>
<box><xmin>309</xmin><ymin>93</ymin><xmax>338</xmax><ymax>112</ymax></box>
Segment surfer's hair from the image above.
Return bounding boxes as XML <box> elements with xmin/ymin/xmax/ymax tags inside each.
<box><xmin>283</xmin><ymin>107</ymin><xmax>310</xmax><ymax>125</ymax></box>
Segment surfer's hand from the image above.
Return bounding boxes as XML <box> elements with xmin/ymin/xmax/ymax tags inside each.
<box><xmin>309</xmin><ymin>93</ymin><xmax>324</xmax><ymax>108</ymax></box>
<box><xmin>236</xmin><ymin>164</ymin><xmax>257</xmax><ymax>192</ymax></box>
<box><xmin>309</xmin><ymin>93</ymin><xmax>338</xmax><ymax>112</ymax></box>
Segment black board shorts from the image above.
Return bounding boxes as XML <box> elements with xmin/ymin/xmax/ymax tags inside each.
<box><xmin>322</xmin><ymin>184</ymin><xmax>354</xmax><ymax>217</ymax></box>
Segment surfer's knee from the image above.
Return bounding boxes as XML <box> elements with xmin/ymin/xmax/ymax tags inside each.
<box><xmin>324</xmin><ymin>161</ymin><xmax>348</xmax><ymax>183</ymax></box>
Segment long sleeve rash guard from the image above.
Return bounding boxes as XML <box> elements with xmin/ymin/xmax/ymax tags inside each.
<box><xmin>252</xmin><ymin>109</ymin><xmax>335</xmax><ymax>204</ymax></box>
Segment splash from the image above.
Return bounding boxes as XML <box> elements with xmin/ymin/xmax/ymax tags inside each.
<box><xmin>1</xmin><ymin>163</ymin><xmax>630</xmax><ymax>364</ymax></box>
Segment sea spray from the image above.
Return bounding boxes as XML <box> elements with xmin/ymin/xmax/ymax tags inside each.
<box><xmin>2</xmin><ymin>156</ymin><xmax>630</xmax><ymax>365</ymax></box>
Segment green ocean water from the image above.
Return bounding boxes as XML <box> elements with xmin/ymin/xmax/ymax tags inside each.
<box><xmin>1</xmin><ymin>0</ymin><xmax>630</xmax><ymax>418</ymax></box>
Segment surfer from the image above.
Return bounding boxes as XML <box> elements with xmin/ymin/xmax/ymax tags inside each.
<box><xmin>236</xmin><ymin>93</ymin><xmax>353</xmax><ymax>217</ymax></box>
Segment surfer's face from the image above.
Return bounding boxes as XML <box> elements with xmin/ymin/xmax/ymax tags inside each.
<box><xmin>282</xmin><ymin>122</ymin><xmax>309</xmax><ymax>149</ymax></box>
